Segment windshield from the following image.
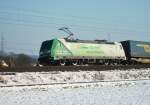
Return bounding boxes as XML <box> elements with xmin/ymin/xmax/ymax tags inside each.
<box><xmin>40</xmin><ymin>40</ymin><xmax>53</xmax><ymax>52</ymax></box>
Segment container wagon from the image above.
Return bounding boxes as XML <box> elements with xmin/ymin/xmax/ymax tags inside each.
<box><xmin>121</xmin><ymin>40</ymin><xmax>150</xmax><ymax>64</ymax></box>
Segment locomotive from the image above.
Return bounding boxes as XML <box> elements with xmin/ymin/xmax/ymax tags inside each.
<box><xmin>38</xmin><ymin>38</ymin><xmax>126</xmax><ymax>66</ymax></box>
<box><xmin>38</xmin><ymin>28</ymin><xmax>150</xmax><ymax>66</ymax></box>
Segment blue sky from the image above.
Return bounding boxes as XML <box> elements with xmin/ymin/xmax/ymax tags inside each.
<box><xmin>0</xmin><ymin>0</ymin><xmax>150</xmax><ymax>55</ymax></box>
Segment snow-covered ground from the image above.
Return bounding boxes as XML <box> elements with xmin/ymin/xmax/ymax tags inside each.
<box><xmin>0</xmin><ymin>68</ymin><xmax>150</xmax><ymax>105</ymax></box>
<box><xmin>0</xmin><ymin>68</ymin><xmax>150</xmax><ymax>86</ymax></box>
<box><xmin>0</xmin><ymin>79</ymin><xmax>150</xmax><ymax>105</ymax></box>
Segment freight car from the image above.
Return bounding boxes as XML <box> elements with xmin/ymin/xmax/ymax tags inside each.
<box><xmin>38</xmin><ymin>38</ymin><xmax>126</xmax><ymax>66</ymax></box>
<box><xmin>121</xmin><ymin>40</ymin><xmax>150</xmax><ymax>64</ymax></box>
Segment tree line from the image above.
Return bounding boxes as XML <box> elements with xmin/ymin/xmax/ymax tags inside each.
<box><xmin>0</xmin><ymin>51</ymin><xmax>37</xmax><ymax>67</ymax></box>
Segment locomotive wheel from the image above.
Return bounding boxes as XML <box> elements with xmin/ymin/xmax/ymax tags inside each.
<box><xmin>113</xmin><ymin>62</ymin><xmax>118</xmax><ymax>65</ymax></box>
<box><xmin>60</xmin><ymin>60</ymin><xmax>66</xmax><ymax>66</ymax></box>
<box><xmin>72</xmin><ymin>60</ymin><xmax>78</xmax><ymax>66</ymax></box>
<box><xmin>104</xmin><ymin>62</ymin><xmax>109</xmax><ymax>65</ymax></box>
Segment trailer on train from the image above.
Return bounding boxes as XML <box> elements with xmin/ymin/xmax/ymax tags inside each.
<box><xmin>121</xmin><ymin>40</ymin><xmax>150</xmax><ymax>64</ymax></box>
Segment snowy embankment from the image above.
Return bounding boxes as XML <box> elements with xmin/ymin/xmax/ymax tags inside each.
<box><xmin>0</xmin><ymin>68</ymin><xmax>150</xmax><ymax>86</ymax></box>
<box><xmin>0</xmin><ymin>69</ymin><xmax>150</xmax><ymax>105</ymax></box>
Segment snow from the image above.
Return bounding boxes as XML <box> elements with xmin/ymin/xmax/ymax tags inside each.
<box><xmin>0</xmin><ymin>68</ymin><xmax>150</xmax><ymax>105</ymax></box>
<box><xmin>0</xmin><ymin>68</ymin><xmax>150</xmax><ymax>86</ymax></box>
<box><xmin>0</xmin><ymin>79</ymin><xmax>150</xmax><ymax>105</ymax></box>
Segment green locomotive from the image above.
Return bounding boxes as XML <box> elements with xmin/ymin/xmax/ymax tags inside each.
<box><xmin>38</xmin><ymin>38</ymin><xmax>126</xmax><ymax>66</ymax></box>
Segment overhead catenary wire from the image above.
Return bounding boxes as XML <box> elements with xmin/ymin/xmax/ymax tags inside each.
<box><xmin>0</xmin><ymin>8</ymin><xmax>149</xmax><ymax>36</ymax></box>
<box><xmin>5</xmin><ymin>47</ymin><xmax>39</xmax><ymax>55</ymax></box>
<box><xmin>6</xmin><ymin>47</ymin><xmax>39</xmax><ymax>52</ymax></box>
<box><xmin>0</xmin><ymin>6</ymin><xmax>148</xmax><ymax>29</ymax></box>
<box><xmin>0</xmin><ymin>17</ymin><xmax>148</xmax><ymax>35</ymax></box>
<box><xmin>0</xmin><ymin>9</ymin><xmax>148</xmax><ymax>33</ymax></box>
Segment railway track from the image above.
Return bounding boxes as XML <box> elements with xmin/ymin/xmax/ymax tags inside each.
<box><xmin>0</xmin><ymin>79</ymin><xmax>150</xmax><ymax>88</ymax></box>
<box><xmin>0</xmin><ymin>64</ymin><xmax>150</xmax><ymax>72</ymax></box>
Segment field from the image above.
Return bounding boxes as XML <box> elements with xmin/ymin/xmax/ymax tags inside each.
<box><xmin>0</xmin><ymin>79</ymin><xmax>150</xmax><ymax>105</ymax></box>
<box><xmin>0</xmin><ymin>68</ymin><xmax>150</xmax><ymax>105</ymax></box>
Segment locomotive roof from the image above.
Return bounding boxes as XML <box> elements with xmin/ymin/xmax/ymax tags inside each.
<box><xmin>64</xmin><ymin>38</ymin><xmax>115</xmax><ymax>44</ymax></box>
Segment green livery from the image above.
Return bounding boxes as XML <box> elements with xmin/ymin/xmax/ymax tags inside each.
<box><xmin>38</xmin><ymin>38</ymin><xmax>126</xmax><ymax>65</ymax></box>
<box><xmin>40</xmin><ymin>38</ymin><xmax>106</xmax><ymax>59</ymax></box>
<box><xmin>51</xmin><ymin>39</ymin><xmax>73</xmax><ymax>59</ymax></box>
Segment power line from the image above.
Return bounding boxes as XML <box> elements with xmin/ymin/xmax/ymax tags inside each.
<box><xmin>0</xmin><ymin>9</ymin><xmax>149</xmax><ymax>39</ymax></box>
<box><xmin>0</xmin><ymin>17</ymin><xmax>148</xmax><ymax>35</ymax></box>
<box><xmin>5</xmin><ymin>47</ymin><xmax>39</xmax><ymax>53</ymax></box>
<box><xmin>0</xmin><ymin>7</ymin><xmax>148</xmax><ymax>29</ymax></box>
<box><xmin>8</xmin><ymin>42</ymin><xmax>40</xmax><ymax>46</ymax></box>
<box><xmin>0</xmin><ymin>9</ymin><xmax>148</xmax><ymax>32</ymax></box>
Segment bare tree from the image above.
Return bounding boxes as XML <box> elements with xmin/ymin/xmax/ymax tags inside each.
<box><xmin>15</xmin><ymin>54</ymin><xmax>32</xmax><ymax>67</ymax></box>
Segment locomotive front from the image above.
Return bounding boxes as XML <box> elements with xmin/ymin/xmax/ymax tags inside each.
<box><xmin>38</xmin><ymin>40</ymin><xmax>54</xmax><ymax>65</ymax></box>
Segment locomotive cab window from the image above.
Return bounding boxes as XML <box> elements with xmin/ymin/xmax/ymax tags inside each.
<box><xmin>40</xmin><ymin>40</ymin><xmax>53</xmax><ymax>52</ymax></box>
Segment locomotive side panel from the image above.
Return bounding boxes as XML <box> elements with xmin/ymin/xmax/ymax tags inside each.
<box><xmin>58</xmin><ymin>39</ymin><xmax>126</xmax><ymax>60</ymax></box>
<box><xmin>51</xmin><ymin>39</ymin><xmax>73</xmax><ymax>59</ymax></box>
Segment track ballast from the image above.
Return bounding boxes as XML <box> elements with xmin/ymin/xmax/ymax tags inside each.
<box><xmin>0</xmin><ymin>65</ymin><xmax>150</xmax><ymax>72</ymax></box>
